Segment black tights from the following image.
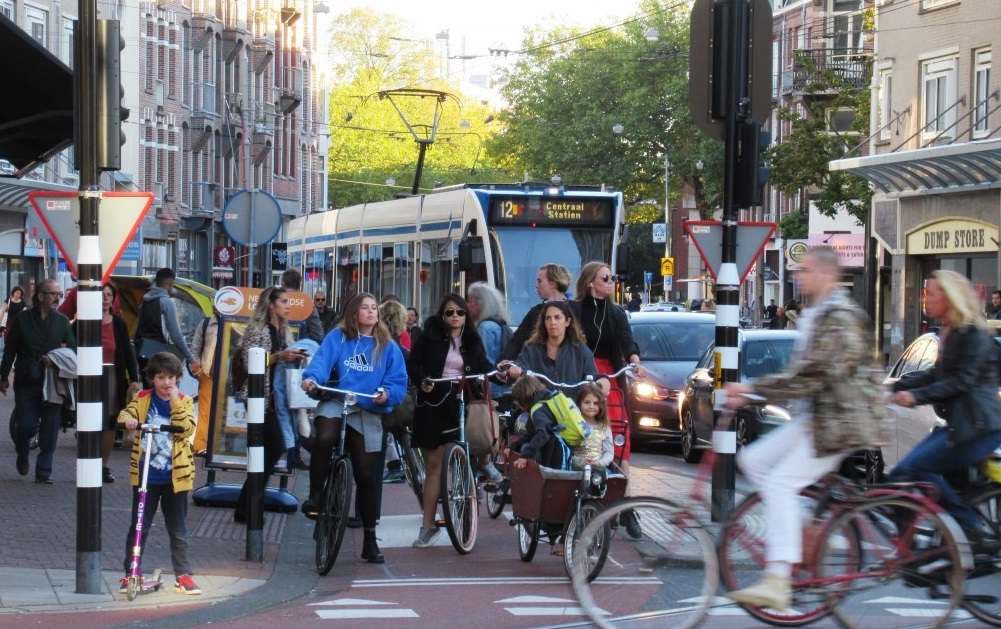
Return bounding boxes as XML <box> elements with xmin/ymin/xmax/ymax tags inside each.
<box><xmin>310</xmin><ymin>416</ymin><xmax>380</xmax><ymax>529</ymax></box>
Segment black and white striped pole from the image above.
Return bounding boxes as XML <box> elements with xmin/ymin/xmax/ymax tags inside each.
<box><xmin>245</xmin><ymin>347</ymin><xmax>266</xmax><ymax>562</ymax></box>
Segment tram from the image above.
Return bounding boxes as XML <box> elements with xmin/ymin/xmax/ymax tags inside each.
<box><xmin>287</xmin><ymin>183</ymin><xmax>627</xmax><ymax>325</ymax></box>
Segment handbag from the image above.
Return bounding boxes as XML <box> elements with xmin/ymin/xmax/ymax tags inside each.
<box><xmin>465</xmin><ymin>380</ymin><xmax>500</xmax><ymax>457</ymax></box>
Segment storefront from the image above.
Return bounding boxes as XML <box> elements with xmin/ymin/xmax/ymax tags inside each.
<box><xmin>831</xmin><ymin>139</ymin><xmax>1001</xmax><ymax>361</ymax></box>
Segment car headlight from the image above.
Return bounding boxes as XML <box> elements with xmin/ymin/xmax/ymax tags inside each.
<box><xmin>634</xmin><ymin>382</ymin><xmax>678</xmax><ymax>401</ymax></box>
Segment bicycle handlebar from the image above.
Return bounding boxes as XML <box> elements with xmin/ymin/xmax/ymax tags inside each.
<box><xmin>424</xmin><ymin>370</ymin><xmax>503</xmax><ymax>384</ymax></box>
<box><xmin>309</xmin><ymin>384</ymin><xmax>384</xmax><ymax>401</ymax></box>
<box><xmin>117</xmin><ymin>423</ymin><xmax>185</xmax><ymax>434</ymax></box>
<box><xmin>525</xmin><ymin>363</ymin><xmax>639</xmax><ymax>390</ymax></box>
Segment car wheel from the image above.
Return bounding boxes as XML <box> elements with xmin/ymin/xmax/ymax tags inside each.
<box><xmin>681</xmin><ymin>408</ymin><xmax>702</xmax><ymax>464</ymax></box>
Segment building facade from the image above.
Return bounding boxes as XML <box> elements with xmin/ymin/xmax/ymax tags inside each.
<box><xmin>831</xmin><ymin>0</ymin><xmax>1001</xmax><ymax>361</ymax></box>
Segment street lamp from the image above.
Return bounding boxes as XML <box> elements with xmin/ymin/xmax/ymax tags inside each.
<box><xmin>612</xmin><ymin>123</ymin><xmax>624</xmax><ymax>135</ymax></box>
<box><xmin>644</xmin><ymin>27</ymin><xmax>660</xmax><ymax>42</ymax></box>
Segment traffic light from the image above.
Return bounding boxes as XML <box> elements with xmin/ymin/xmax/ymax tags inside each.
<box><xmin>734</xmin><ymin>120</ymin><xmax>770</xmax><ymax>207</ymax></box>
<box><xmin>97</xmin><ymin>19</ymin><xmax>128</xmax><ymax>171</ymax></box>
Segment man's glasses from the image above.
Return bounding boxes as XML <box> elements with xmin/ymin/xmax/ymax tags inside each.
<box><xmin>314</xmin><ymin>298</ymin><xmax>326</xmax><ymax>302</ymax></box>
<box><xmin>599</xmin><ymin>274</ymin><xmax>617</xmax><ymax>283</ymax></box>
<box><xmin>41</xmin><ymin>291</ymin><xmax>63</xmax><ymax>298</ymax></box>
<box><xmin>444</xmin><ymin>308</ymin><xmax>467</xmax><ymax>317</ymax></box>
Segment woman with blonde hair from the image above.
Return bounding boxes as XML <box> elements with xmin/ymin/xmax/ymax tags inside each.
<box><xmin>888</xmin><ymin>269</ymin><xmax>1001</xmax><ymax>554</ymax></box>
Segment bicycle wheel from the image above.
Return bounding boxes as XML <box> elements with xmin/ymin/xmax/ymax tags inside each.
<box><xmin>964</xmin><ymin>484</ymin><xmax>1001</xmax><ymax>625</ymax></box>
<box><xmin>719</xmin><ymin>488</ymin><xmax>834</xmax><ymax>626</ymax></box>
<box><xmin>484</xmin><ymin>450</ymin><xmax>508</xmax><ymax>519</ymax></box>
<box><xmin>570</xmin><ymin>497</ymin><xmax>719</xmax><ymax>629</ymax></box>
<box><xmin>821</xmin><ymin>496</ymin><xmax>967</xmax><ymax>629</ymax></box>
<box><xmin>315</xmin><ymin>457</ymin><xmax>353</xmax><ymax>575</ymax></box>
<box><xmin>441</xmin><ymin>442</ymin><xmax>478</xmax><ymax>554</ymax></box>
<box><xmin>563</xmin><ymin>500</ymin><xmax>609</xmax><ymax>581</ymax></box>
<box><xmin>398</xmin><ymin>428</ymin><xmax>425</xmax><ymax>508</ymax></box>
<box><xmin>517</xmin><ymin>520</ymin><xmax>540</xmax><ymax>561</ymax></box>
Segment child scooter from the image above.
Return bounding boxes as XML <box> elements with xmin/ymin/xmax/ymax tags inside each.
<box><xmin>122</xmin><ymin>422</ymin><xmax>183</xmax><ymax>600</ymax></box>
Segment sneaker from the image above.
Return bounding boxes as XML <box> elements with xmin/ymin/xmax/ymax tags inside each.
<box><xmin>412</xmin><ymin>526</ymin><xmax>440</xmax><ymax>548</ymax></box>
<box><xmin>726</xmin><ymin>573</ymin><xmax>791</xmax><ymax>611</ymax></box>
<box><xmin>383</xmin><ymin>468</ymin><xmax>406</xmax><ymax>484</ymax></box>
<box><xmin>15</xmin><ymin>451</ymin><xmax>28</xmax><ymax>476</ymax></box>
<box><xmin>301</xmin><ymin>498</ymin><xmax>318</xmax><ymax>519</ymax></box>
<box><xmin>479</xmin><ymin>460</ymin><xmax>503</xmax><ymax>484</ymax></box>
<box><xmin>347</xmin><ymin>516</ymin><xmax>362</xmax><ymax>529</ymax></box>
<box><xmin>621</xmin><ymin>508</ymin><xmax>642</xmax><ymax>539</ymax></box>
<box><xmin>174</xmin><ymin>574</ymin><xmax>201</xmax><ymax>595</ymax></box>
<box><xmin>118</xmin><ymin>576</ymin><xmax>130</xmax><ymax>593</ymax></box>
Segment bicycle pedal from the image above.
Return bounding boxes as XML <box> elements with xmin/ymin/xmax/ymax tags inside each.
<box><xmin>482</xmin><ymin>482</ymin><xmax>499</xmax><ymax>492</ymax></box>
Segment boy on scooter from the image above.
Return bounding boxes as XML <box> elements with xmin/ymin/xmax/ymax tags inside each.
<box><xmin>118</xmin><ymin>352</ymin><xmax>200</xmax><ymax>595</ymax></box>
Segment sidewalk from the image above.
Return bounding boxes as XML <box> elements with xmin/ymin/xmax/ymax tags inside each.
<box><xmin>0</xmin><ymin>399</ymin><xmax>296</xmax><ymax>615</ymax></box>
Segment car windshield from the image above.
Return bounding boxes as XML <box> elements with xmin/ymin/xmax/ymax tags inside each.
<box><xmin>632</xmin><ymin>321</ymin><xmax>716</xmax><ymax>361</ymax></box>
<box><xmin>742</xmin><ymin>339</ymin><xmax>797</xmax><ymax>380</ymax></box>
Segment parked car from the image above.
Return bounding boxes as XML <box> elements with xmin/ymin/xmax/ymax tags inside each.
<box><xmin>625</xmin><ymin>311</ymin><xmax>716</xmax><ymax>445</ymax></box>
<box><xmin>678</xmin><ymin>329</ymin><xmax>799</xmax><ymax>463</ymax></box>
<box><xmin>869</xmin><ymin>328</ymin><xmax>1001</xmax><ymax>481</ymax></box>
<box><xmin>640</xmin><ymin>302</ymin><xmax>687</xmax><ymax>313</ymax></box>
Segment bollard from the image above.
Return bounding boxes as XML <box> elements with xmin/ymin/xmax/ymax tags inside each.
<box><xmin>245</xmin><ymin>347</ymin><xmax>266</xmax><ymax>562</ymax></box>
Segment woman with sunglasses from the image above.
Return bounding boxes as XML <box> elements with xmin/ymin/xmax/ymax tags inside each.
<box><xmin>571</xmin><ymin>261</ymin><xmax>647</xmax><ymax>538</ymax></box>
<box><xmin>407</xmin><ymin>293</ymin><xmax>502</xmax><ymax>548</ymax></box>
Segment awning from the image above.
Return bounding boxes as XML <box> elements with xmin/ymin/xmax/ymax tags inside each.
<box><xmin>0</xmin><ymin>180</ymin><xmax>75</xmax><ymax>211</ymax></box>
<box><xmin>829</xmin><ymin>137</ymin><xmax>1001</xmax><ymax>197</ymax></box>
<box><xmin>0</xmin><ymin>15</ymin><xmax>74</xmax><ymax>177</ymax></box>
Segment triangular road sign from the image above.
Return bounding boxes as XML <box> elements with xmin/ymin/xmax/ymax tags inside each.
<box><xmin>28</xmin><ymin>191</ymin><xmax>152</xmax><ymax>282</ymax></box>
<box><xmin>684</xmin><ymin>221</ymin><xmax>776</xmax><ymax>282</ymax></box>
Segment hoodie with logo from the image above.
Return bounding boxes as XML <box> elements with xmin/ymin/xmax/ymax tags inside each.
<box><xmin>302</xmin><ymin>328</ymin><xmax>407</xmax><ymax>414</ymax></box>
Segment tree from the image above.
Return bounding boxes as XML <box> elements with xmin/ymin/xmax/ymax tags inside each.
<box><xmin>765</xmin><ymin>52</ymin><xmax>874</xmax><ymax>226</ymax></box>
<box><xmin>325</xmin><ymin>9</ymin><xmax>507</xmax><ymax>208</ymax></box>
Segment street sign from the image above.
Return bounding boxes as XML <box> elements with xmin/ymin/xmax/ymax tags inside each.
<box><xmin>660</xmin><ymin>257</ymin><xmax>674</xmax><ymax>276</ymax></box>
<box><xmin>663</xmin><ymin>276</ymin><xmax>673</xmax><ymax>294</ymax></box>
<box><xmin>684</xmin><ymin>220</ymin><xmax>776</xmax><ymax>282</ymax></box>
<box><xmin>28</xmin><ymin>191</ymin><xmax>153</xmax><ymax>281</ymax></box>
<box><xmin>689</xmin><ymin>0</ymin><xmax>774</xmax><ymax>140</ymax></box>
<box><xmin>652</xmin><ymin>223</ymin><xmax>667</xmax><ymax>244</ymax></box>
<box><xmin>222</xmin><ymin>189</ymin><xmax>282</xmax><ymax>247</ymax></box>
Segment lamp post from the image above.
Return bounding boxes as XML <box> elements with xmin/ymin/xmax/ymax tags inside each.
<box><xmin>664</xmin><ymin>154</ymin><xmax>672</xmax><ymax>301</ymax></box>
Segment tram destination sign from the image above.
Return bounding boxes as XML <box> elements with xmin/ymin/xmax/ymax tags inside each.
<box><xmin>489</xmin><ymin>196</ymin><xmax>614</xmax><ymax>228</ymax></box>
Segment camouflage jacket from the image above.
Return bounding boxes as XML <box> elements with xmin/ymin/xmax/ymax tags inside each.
<box><xmin>751</xmin><ymin>289</ymin><xmax>887</xmax><ymax>455</ymax></box>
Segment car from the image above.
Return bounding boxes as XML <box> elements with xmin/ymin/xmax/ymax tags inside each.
<box><xmin>625</xmin><ymin>311</ymin><xmax>716</xmax><ymax>445</ymax></box>
<box><xmin>678</xmin><ymin>329</ymin><xmax>799</xmax><ymax>463</ymax></box>
<box><xmin>640</xmin><ymin>302</ymin><xmax>687</xmax><ymax>313</ymax></box>
<box><xmin>871</xmin><ymin>327</ymin><xmax>1001</xmax><ymax>480</ymax></box>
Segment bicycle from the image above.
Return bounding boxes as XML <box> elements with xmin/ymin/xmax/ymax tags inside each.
<box><xmin>512</xmin><ymin>365</ymin><xmax>637</xmax><ymax>580</ymax></box>
<box><xmin>569</xmin><ymin>394</ymin><xmax>973</xmax><ymax>629</ymax></box>
<box><xmin>483</xmin><ymin>399</ymin><xmax>514</xmax><ymax>519</ymax></box>
<box><xmin>422</xmin><ymin>370</ymin><xmax>503</xmax><ymax>554</ymax></box>
<box><xmin>306</xmin><ymin>384</ymin><xmax>383</xmax><ymax>576</ymax></box>
<box><xmin>388</xmin><ymin>422</ymin><xmax>425</xmax><ymax>509</ymax></box>
<box><xmin>122</xmin><ymin>422</ymin><xmax>184</xmax><ymax>600</ymax></box>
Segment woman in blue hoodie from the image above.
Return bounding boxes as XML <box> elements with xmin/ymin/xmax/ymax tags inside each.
<box><xmin>300</xmin><ymin>292</ymin><xmax>408</xmax><ymax>564</ymax></box>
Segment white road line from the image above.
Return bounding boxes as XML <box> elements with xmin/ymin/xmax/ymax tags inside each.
<box><xmin>504</xmin><ymin>607</ymin><xmax>589</xmax><ymax>616</ymax></box>
<box><xmin>310</xmin><ymin>598</ymin><xmax>396</xmax><ymax>606</ymax></box>
<box><xmin>886</xmin><ymin>608</ymin><xmax>971</xmax><ymax>619</ymax></box>
<box><xmin>353</xmin><ymin>576</ymin><xmax>661</xmax><ymax>587</ymax></box>
<box><xmin>496</xmin><ymin>595</ymin><xmax>577</xmax><ymax>604</ymax></box>
<box><xmin>315</xmin><ymin>610</ymin><xmax>419</xmax><ymax>619</ymax></box>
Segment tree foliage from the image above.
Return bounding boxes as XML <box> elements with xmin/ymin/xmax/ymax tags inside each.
<box><xmin>765</xmin><ymin>53</ymin><xmax>874</xmax><ymax>226</ymax></box>
<box><xmin>325</xmin><ymin>9</ymin><xmax>507</xmax><ymax>208</ymax></box>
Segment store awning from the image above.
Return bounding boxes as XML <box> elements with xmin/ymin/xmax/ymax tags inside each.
<box><xmin>0</xmin><ymin>15</ymin><xmax>74</xmax><ymax>177</ymax></box>
<box><xmin>829</xmin><ymin>137</ymin><xmax>1001</xmax><ymax>196</ymax></box>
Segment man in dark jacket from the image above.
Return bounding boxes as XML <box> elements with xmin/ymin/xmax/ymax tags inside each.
<box><xmin>135</xmin><ymin>268</ymin><xmax>200</xmax><ymax>381</ymax></box>
<box><xmin>281</xmin><ymin>269</ymin><xmax>323</xmax><ymax>342</ymax></box>
<box><xmin>1</xmin><ymin>279</ymin><xmax>76</xmax><ymax>482</ymax></box>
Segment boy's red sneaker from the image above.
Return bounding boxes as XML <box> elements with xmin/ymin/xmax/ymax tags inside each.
<box><xmin>174</xmin><ymin>574</ymin><xmax>201</xmax><ymax>595</ymax></box>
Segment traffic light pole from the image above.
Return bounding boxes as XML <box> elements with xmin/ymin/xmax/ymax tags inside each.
<box><xmin>75</xmin><ymin>0</ymin><xmax>105</xmax><ymax>594</ymax></box>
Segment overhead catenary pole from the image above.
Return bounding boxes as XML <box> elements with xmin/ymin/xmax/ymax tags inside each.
<box><xmin>75</xmin><ymin>0</ymin><xmax>105</xmax><ymax>594</ymax></box>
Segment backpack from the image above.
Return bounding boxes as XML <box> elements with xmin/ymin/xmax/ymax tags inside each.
<box><xmin>483</xmin><ymin>318</ymin><xmax>512</xmax><ymax>358</ymax></box>
<box><xmin>531</xmin><ymin>390</ymin><xmax>591</xmax><ymax>447</ymax></box>
<box><xmin>539</xmin><ymin>434</ymin><xmax>574</xmax><ymax>471</ymax></box>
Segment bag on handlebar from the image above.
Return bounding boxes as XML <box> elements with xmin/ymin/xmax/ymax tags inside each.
<box><xmin>531</xmin><ymin>391</ymin><xmax>591</xmax><ymax>447</ymax></box>
<box><xmin>466</xmin><ymin>380</ymin><xmax>501</xmax><ymax>457</ymax></box>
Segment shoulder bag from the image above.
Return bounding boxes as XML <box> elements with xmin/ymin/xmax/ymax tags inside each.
<box><xmin>465</xmin><ymin>379</ymin><xmax>500</xmax><ymax>457</ymax></box>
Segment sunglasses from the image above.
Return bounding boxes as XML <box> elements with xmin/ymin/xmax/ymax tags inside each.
<box><xmin>444</xmin><ymin>308</ymin><xmax>467</xmax><ymax>317</ymax></box>
<box><xmin>314</xmin><ymin>298</ymin><xmax>326</xmax><ymax>302</ymax></box>
<box><xmin>598</xmin><ymin>274</ymin><xmax>617</xmax><ymax>283</ymax></box>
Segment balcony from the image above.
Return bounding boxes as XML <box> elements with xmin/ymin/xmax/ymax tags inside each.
<box><xmin>792</xmin><ymin>49</ymin><xmax>871</xmax><ymax>93</ymax></box>
<box><xmin>251</xmin><ymin>101</ymin><xmax>276</xmax><ymax>164</ymax></box>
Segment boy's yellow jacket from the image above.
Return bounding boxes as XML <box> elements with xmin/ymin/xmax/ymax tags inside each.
<box><xmin>118</xmin><ymin>390</ymin><xmax>196</xmax><ymax>492</ymax></box>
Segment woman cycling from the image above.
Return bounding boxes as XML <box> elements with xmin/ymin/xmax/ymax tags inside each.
<box><xmin>570</xmin><ymin>261</ymin><xmax>646</xmax><ymax>537</ymax></box>
<box><xmin>300</xmin><ymin>293</ymin><xmax>408</xmax><ymax>564</ymax></box>
<box><xmin>888</xmin><ymin>270</ymin><xmax>1001</xmax><ymax>555</ymax></box>
<box><xmin>503</xmin><ymin>300</ymin><xmax>609</xmax><ymax>399</ymax></box>
<box><xmin>407</xmin><ymin>293</ymin><xmax>503</xmax><ymax>548</ymax></box>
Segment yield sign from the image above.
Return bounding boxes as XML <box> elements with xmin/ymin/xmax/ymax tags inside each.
<box><xmin>28</xmin><ymin>191</ymin><xmax>153</xmax><ymax>281</ymax></box>
<box><xmin>684</xmin><ymin>221</ymin><xmax>776</xmax><ymax>282</ymax></box>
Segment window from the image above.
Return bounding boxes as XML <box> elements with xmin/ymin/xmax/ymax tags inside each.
<box><xmin>922</xmin><ymin>0</ymin><xmax>959</xmax><ymax>9</ymax></box>
<box><xmin>878</xmin><ymin>69</ymin><xmax>893</xmax><ymax>140</ymax></box>
<box><xmin>827</xmin><ymin>108</ymin><xmax>857</xmax><ymax>133</ymax></box>
<box><xmin>1</xmin><ymin>1</ymin><xmax>14</xmax><ymax>20</ymax></box>
<box><xmin>974</xmin><ymin>48</ymin><xmax>992</xmax><ymax>137</ymax></box>
<box><xmin>922</xmin><ymin>56</ymin><xmax>958</xmax><ymax>140</ymax></box>
<box><xmin>61</xmin><ymin>17</ymin><xmax>74</xmax><ymax>65</ymax></box>
<box><xmin>831</xmin><ymin>0</ymin><xmax>863</xmax><ymax>56</ymax></box>
<box><xmin>26</xmin><ymin>6</ymin><xmax>48</xmax><ymax>47</ymax></box>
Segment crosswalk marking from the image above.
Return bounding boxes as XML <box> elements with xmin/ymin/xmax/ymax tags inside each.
<box><xmin>496</xmin><ymin>595</ymin><xmax>577</xmax><ymax>604</ymax></box>
<box><xmin>316</xmin><ymin>609</ymin><xmax>419</xmax><ymax>619</ymax></box>
<box><xmin>310</xmin><ymin>598</ymin><xmax>394</xmax><ymax>606</ymax></box>
<box><xmin>353</xmin><ymin>576</ymin><xmax>661</xmax><ymax>587</ymax></box>
<box><xmin>504</xmin><ymin>606</ymin><xmax>588</xmax><ymax>616</ymax></box>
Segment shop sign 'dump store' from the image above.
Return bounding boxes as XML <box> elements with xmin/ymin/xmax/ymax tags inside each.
<box><xmin>907</xmin><ymin>219</ymin><xmax>998</xmax><ymax>255</ymax></box>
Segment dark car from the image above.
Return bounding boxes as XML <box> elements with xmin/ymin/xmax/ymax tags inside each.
<box><xmin>626</xmin><ymin>311</ymin><xmax>716</xmax><ymax>446</ymax></box>
<box><xmin>678</xmin><ymin>329</ymin><xmax>799</xmax><ymax>463</ymax></box>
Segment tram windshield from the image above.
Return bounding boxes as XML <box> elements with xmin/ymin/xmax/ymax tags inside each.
<box><xmin>492</xmin><ymin>227</ymin><xmax>614</xmax><ymax>327</ymax></box>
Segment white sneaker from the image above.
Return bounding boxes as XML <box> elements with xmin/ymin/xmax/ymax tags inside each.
<box><xmin>726</xmin><ymin>573</ymin><xmax>791</xmax><ymax>611</ymax></box>
<box><xmin>479</xmin><ymin>461</ymin><xmax>503</xmax><ymax>484</ymax></box>
<box><xmin>412</xmin><ymin>527</ymin><xmax>441</xmax><ymax>548</ymax></box>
